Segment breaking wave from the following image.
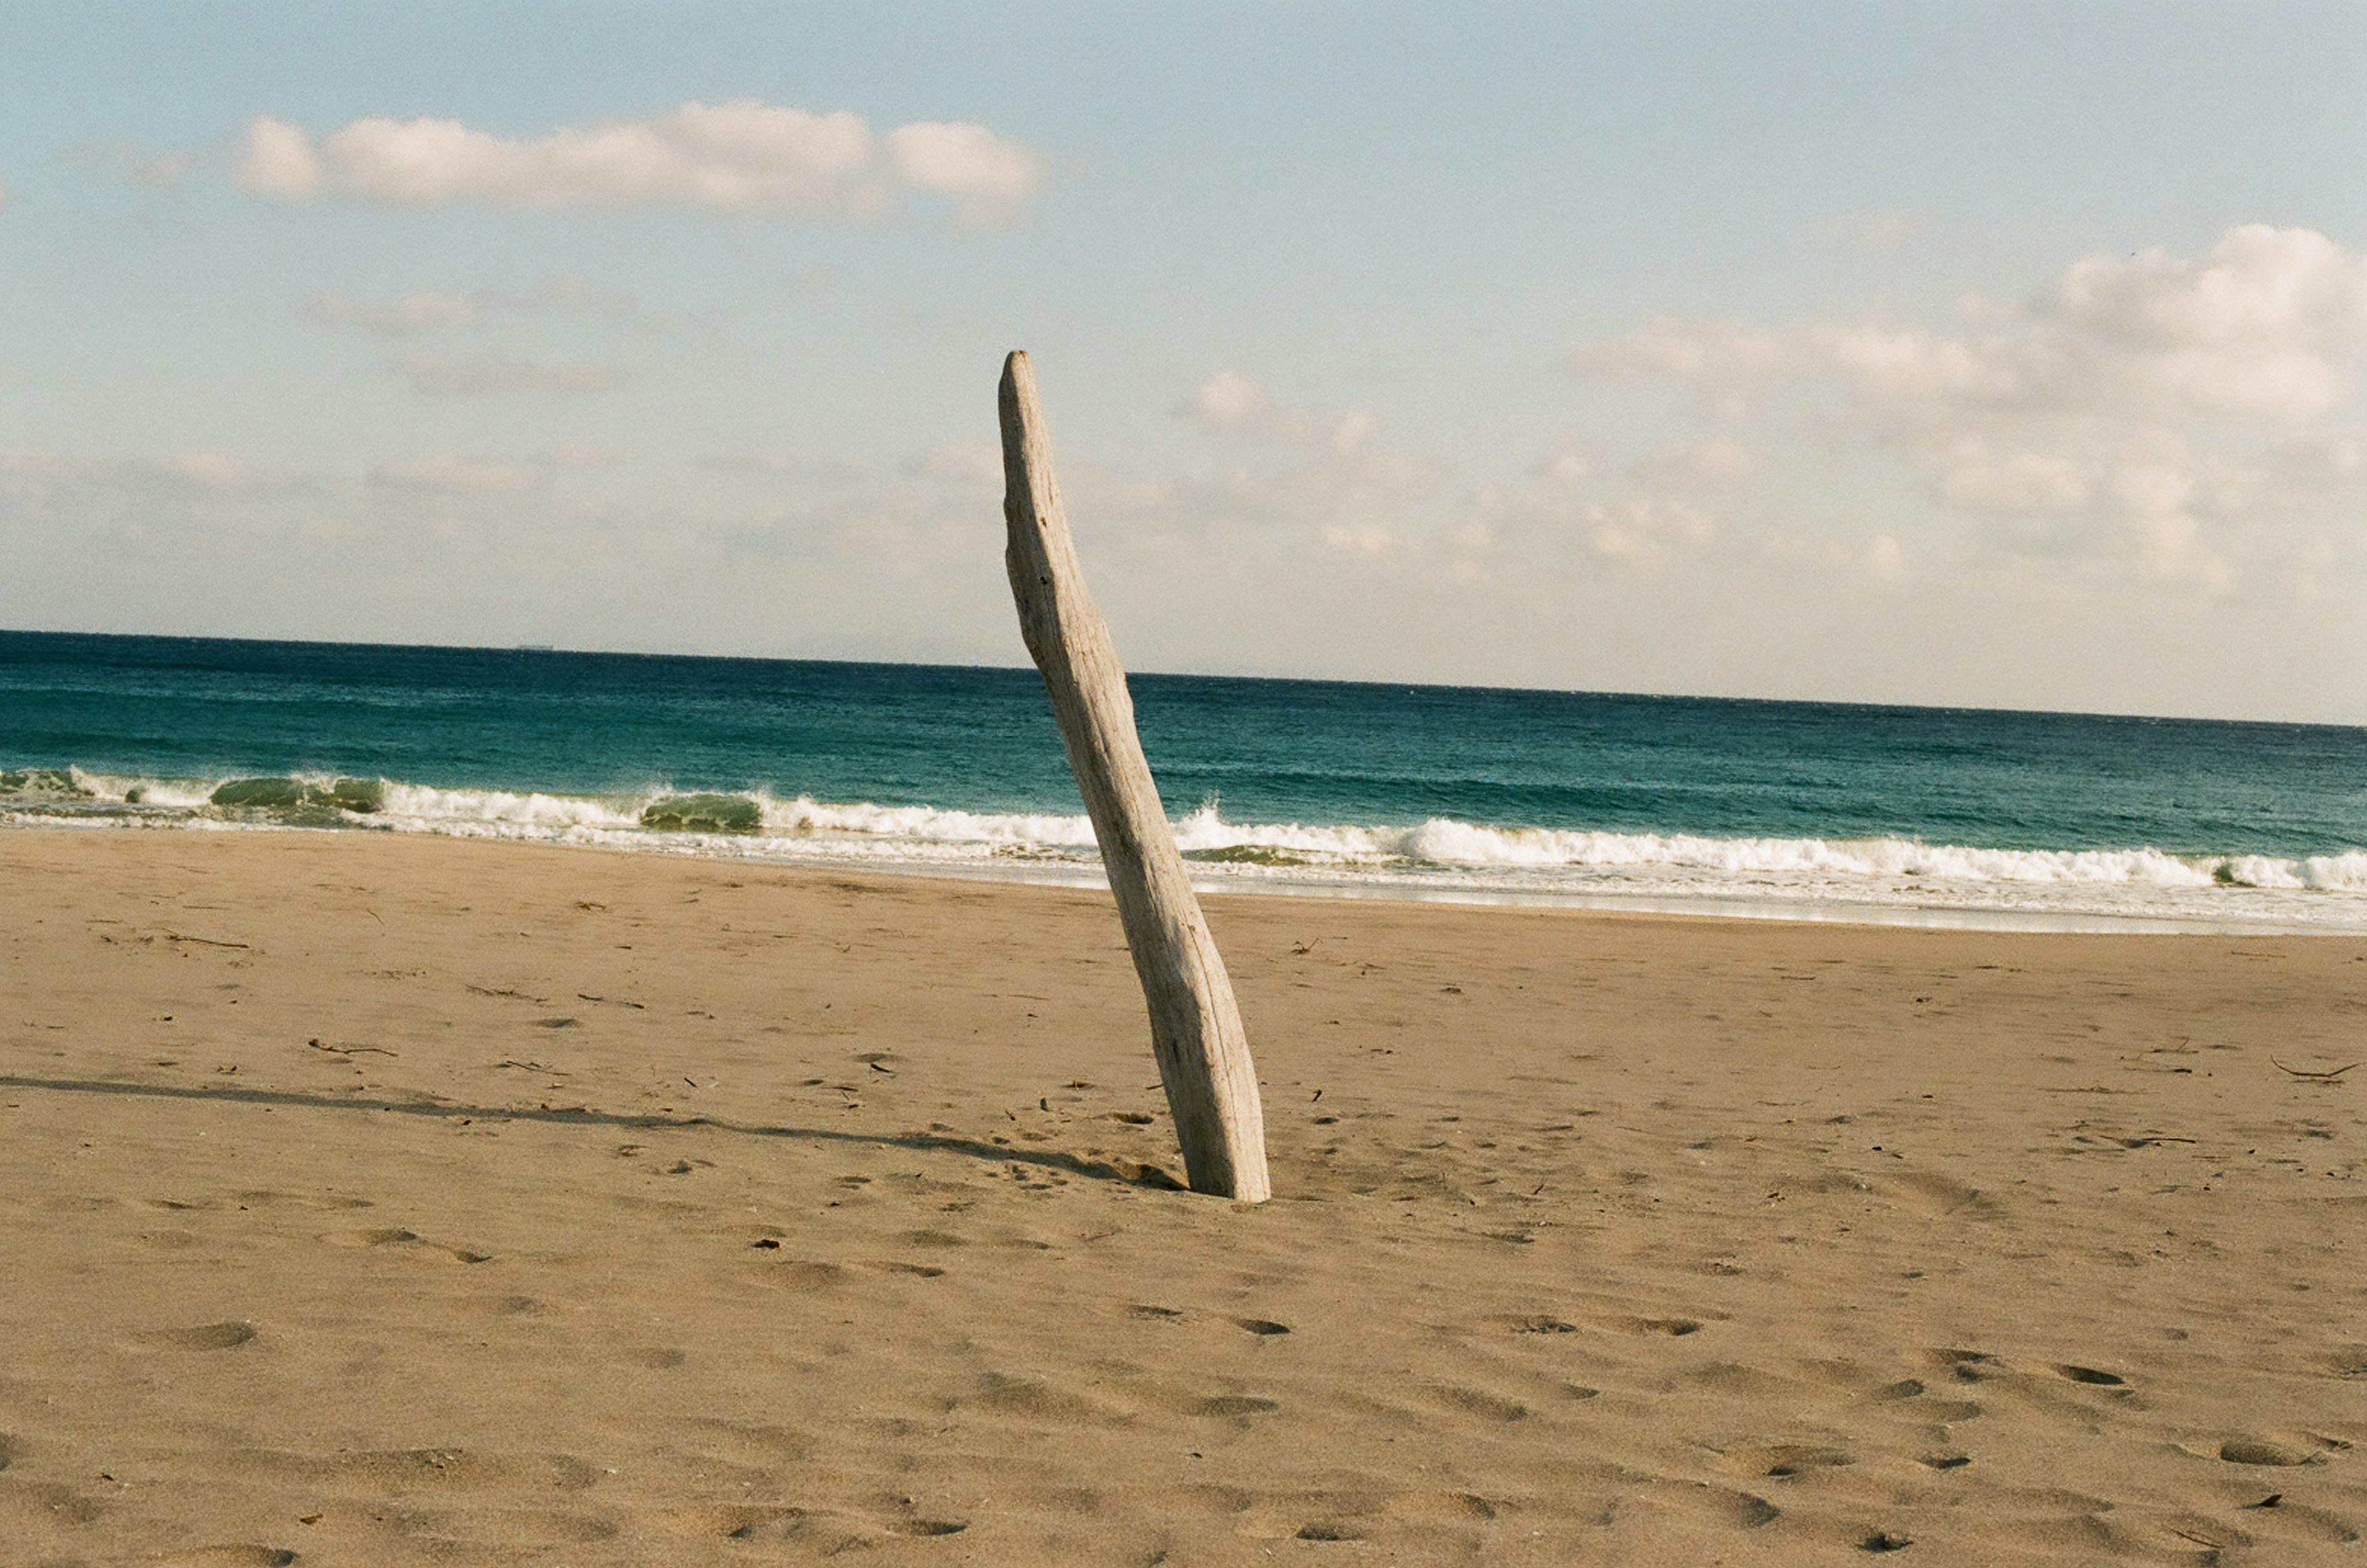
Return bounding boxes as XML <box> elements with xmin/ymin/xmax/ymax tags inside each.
<box><xmin>6</xmin><ymin>765</ymin><xmax>2365</xmax><ymax>930</ymax></box>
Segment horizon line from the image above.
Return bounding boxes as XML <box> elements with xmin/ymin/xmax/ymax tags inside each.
<box><xmin>2</xmin><ymin>623</ymin><xmax>2360</xmax><ymax>734</ymax></box>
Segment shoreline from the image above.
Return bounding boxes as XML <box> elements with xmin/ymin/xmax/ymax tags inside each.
<box><xmin>7</xmin><ymin>813</ymin><xmax>2365</xmax><ymax>937</ymax></box>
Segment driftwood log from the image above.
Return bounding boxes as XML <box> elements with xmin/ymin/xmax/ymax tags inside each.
<box><xmin>997</xmin><ymin>350</ymin><xmax>1272</xmax><ymax>1203</ymax></box>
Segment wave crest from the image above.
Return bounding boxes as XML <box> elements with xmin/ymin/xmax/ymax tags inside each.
<box><xmin>5</xmin><ymin>766</ymin><xmax>2363</xmax><ymax>929</ymax></box>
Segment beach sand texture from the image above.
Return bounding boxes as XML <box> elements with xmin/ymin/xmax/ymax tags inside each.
<box><xmin>2</xmin><ymin>828</ymin><xmax>2363</xmax><ymax>1566</ymax></box>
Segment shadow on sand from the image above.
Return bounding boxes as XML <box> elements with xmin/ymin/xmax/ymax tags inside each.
<box><xmin>0</xmin><ymin>1072</ymin><xmax>1188</xmax><ymax>1192</ymax></box>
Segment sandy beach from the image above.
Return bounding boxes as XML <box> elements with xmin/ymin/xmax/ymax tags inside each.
<box><xmin>2</xmin><ymin>825</ymin><xmax>2363</xmax><ymax>1566</ymax></box>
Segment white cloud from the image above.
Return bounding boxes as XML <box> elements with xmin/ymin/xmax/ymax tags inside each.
<box><xmin>2039</xmin><ymin>225</ymin><xmax>2367</xmax><ymax>418</ymax></box>
<box><xmin>1533</xmin><ymin>438</ymin><xmax>1594</xmax><ymax>483</ymax></box>
<box><xmin>370</xmin><ymin>455</ymin><xmax>539</xmax><ymax>493</ymax></box>
<box><xmin>1566</xmin><ymin>315</ymin><xmax>1786</xmax><ymax>381</ymax></box>
<box><xmin>1321</xmin><ymin>521</ymin><xmax>1396</xmax><ymax>558</ymax></box>
<box><xmin>2267</xmin><ymin>430</ymin><xmax>2366</xmax><ymax>484</ymax></box>
<box><xmin>1566</xmin><ymin>225</ymin><xmax>2367</xmax><ymax>590</ymax></box>
<box><xmin>1175</xmin><ymin>369</ymin><xmax>1376</xmax><ymax>453</ymax></box>
<box><xmin>70</xmin><ymin>141</ymin><xmax>194</xmax><ymax>190</ymax></box>
<box><xmin>168</xmin><ymin>451</ymin><xmax>253</xmax><ymax>488</ymax></box>
<box><xmin>1584</xmin><ymin>500</ymin><xmax>1713</xmax><ymax>567</ymax></box>
<box><xmin>1177</xmin><ymin>369</ymin><xmax>1272</xmax><ymax>432</ymax></box>
<box><xmin>1936</xmin><ymin>444</ymin><xmax>2091</xmax><ymax>512</ymax></box>
<box><xmin>239</xmin><ymin>116</ymin><xmax>324</xmax><ymax>200</ymax></box>
<box><xmin>884</xmin><ymin>121</ymin><xmax>1043</xmax><ymax>225</ymax></box>
<box><xmin>906</xmin><ymin>441</ymin><xmax>1004</xmax><ymax>484</ymax></box>
<box><xmin>1581</xmin><ymin>226</ymin><xmax>2367</xmax><ymax>424</ymax></box>
<box><xmin>303</xmin><ymin>290</ymin><xmax>476</xmax><ymax>335</ymax></box>
<box><xmin>239</xmin><ymin>100</ymin><xmax>1042</xmax><ymax>221</ymax></box>
<box><xmin>0</xmin><ymin>447</ymin><xmax>91</xmax><ymax>480</ymax></box>
<box><xmin>301</xmin><ymin>278</ymin><xmax>637</xmax><ymax>337</ymax></box>
<box><xmin>1630</xmin><ymin>438</ymin><xmax>1759</xmax><ymax>484</ymax></box>
<box><xmin>702</xmin><ymin>451</ymin><xmax>803</xmax><ymax>476</ymax></box>
<box><xmin>397</xmin><ymin>355</ymin><xmax>619</xmax><ymax>396</ymax></box>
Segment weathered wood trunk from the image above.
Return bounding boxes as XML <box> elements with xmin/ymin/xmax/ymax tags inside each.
<box><xmin>997</xmin><ymin>350</ymin><xmax>1272</xmax><ymax>1203</ymax></box>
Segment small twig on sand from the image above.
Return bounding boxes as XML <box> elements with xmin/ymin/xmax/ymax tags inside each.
<box><xmin>308</xmin><ymin>1037</ymin><xmax>398</xmax><ymax>1058</ymax></box>
<box><xmin>2271</xmin><ymin>1059</ymin><xmax>2361</xmax><ymax>1082</ymax></box>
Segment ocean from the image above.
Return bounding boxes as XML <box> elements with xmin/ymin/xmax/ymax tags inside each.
<box><xmin>4</xmin><ymin>629</ymin><xmax>2364</xmax><ymax>931</ymax></box>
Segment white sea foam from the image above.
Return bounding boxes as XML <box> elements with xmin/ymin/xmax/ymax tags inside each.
<box><xmin>8</xmin><ymin>769</ymin><xmax>2365</xmax><ymax>931</ymax></box>
<box><xmin>379</xmin><ymin>781</ymin><xmax>644</xmax><ymax>831</ymax></box>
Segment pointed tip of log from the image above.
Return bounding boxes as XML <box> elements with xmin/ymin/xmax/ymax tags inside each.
<box><xmin>999</xmin><ymin>351</ymin><xmax>1037</xmax><ymax>435</ymax></box>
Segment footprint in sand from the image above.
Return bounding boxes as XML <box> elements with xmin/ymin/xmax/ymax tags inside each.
<box><xmin>1712</xmin><ymin>1443</ymin><xmax>1855</xmax><ymax>1479</ymax></box>
<box><xmin>1663</xmin><ymin>1482</ymin><xmax>1781</xmax><ymax>1529</ymax></box>
<box><xmin>968</xmin><ymin>1372</ymin><xmax>1126</xmax><ymax>1424</ymax></box>
<box><xmin>1380</xmin><ymin>1490</ymin><xmax>1498</xmax><ymax>1524</ymax></box>
<box><xmin>1919</xmin><ymin>1399</ymin><xmax>1985</xmax><ymax>1423</ymax></box>
<box><xmin>886</xmin><ymin>1518</ymin><xmax>968</xmax><ymax>1537</ymax></box>
<box><xmin>2318</xmin><ymin>1344</ymin><xmax>2367</xmax><ymax>1378</ymax></box>
<box><xmin>765</xmin><ymin>1260</ymin><xmax>848</xmax><ymax>1292</ymax></box>
<box><xmin>144</xmin><ymin>1321</ymin><xmax>256</xmax><ymax>1351</ymax></box>
<box><xmin>1423</xmin><ymin>1384</ymin><xmax>1529</xmax><ymax>1423</ymax></box>
<box><xmin>2054</xmin><ymin>1363</ymin><xmax>2127</xmax><ymax>1387</ymax></box>
<box><xmin>664</xmin><ymin>1503</ymin><xmax>805</xmax><ymax>1541</ymax></box>
<box><xmin>2219</xmin><ymin>1436</ymin><xmax>2323</xmax><ymax>1466</ymax></box>
<box><xmin>322</xmin><ymin>1226</ymin><xmax>491</xmax><ymax>1264</ymax></box>
<box><xmin>873</xmin><ymin>1260</ymin><xmax>946</xmax><ymax>1279</ymax></box>
<box><xmin>1932</xmin><ymin>1347</ymin><xmax>1997</xmax><ymax>1382</ymax></box>
<box><xmin>156</xmin><ymin>1547</ymin><xmax>295</xmax><ymax>1567</ymax></box>
<box><xmin>1233</xmin><ymin>1317</ymin><xmax>1291</xmax><ymax>1337</ymax></box>
<box><xmin>1887</xmin><ymin>1162</ymin><xmax>2013</xmax><ymax>1218</ymax></box>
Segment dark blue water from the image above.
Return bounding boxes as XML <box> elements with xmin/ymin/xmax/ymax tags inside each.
<box><xmin>5</xmin><ymin>629</ymin><xmax>2365</xmax><ymax>927</ymax></box>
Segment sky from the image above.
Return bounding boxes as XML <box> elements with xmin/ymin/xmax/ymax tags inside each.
<box><xmin>3</xmin><ymin>1</ymin><xmax>2365</xmax><ymax>722</ymax></box>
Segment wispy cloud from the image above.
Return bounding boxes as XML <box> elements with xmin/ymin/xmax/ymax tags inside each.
<box><xmin>68</xmin><ymin>139</ymin><xmax>195</xmax><ymax>190</ymax></box>
<box><xmin>1175</xmin><ymin>369</ymin><xmax>1375</xmax><ymax>454</ymax></box>
<box><xmin>369</xmin><ymin>455</ymin><xmax>541</xmax><ymax>493</ymax></box>
<box><xmin>239</xmin><ymin>100</ymin><xmax>1044</xmax><ymax>225</ymax></box>
<box><xmin>304</xmin><ymin>290</ymin><xmax>476</xmax><ymax>335</ymax></box>
<box><xmin>396</xmin><ymin>355</ymin><xmax>620</xmax><ymax>397</ymax></box>
<box><xmin>300</xmin><ymin>278</ymin><xmax>637</xmax><ymax>337</ymax></box>
<box><xmin>1566</xmin><ymin>224</ymin><xmax>2367</xmax><ymax>589</ymax></box>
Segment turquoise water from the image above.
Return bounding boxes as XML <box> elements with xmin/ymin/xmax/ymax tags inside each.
<box><xmin>4</xmin><ymin>630</ymin><xmax>2365</xmax><ymax>929</ymax></box>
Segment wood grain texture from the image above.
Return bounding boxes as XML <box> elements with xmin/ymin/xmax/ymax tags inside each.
<box><xmin>998</xmin><ymin>349</ymin><xmax>1271</xmax><ymax>1202</ymax></box>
